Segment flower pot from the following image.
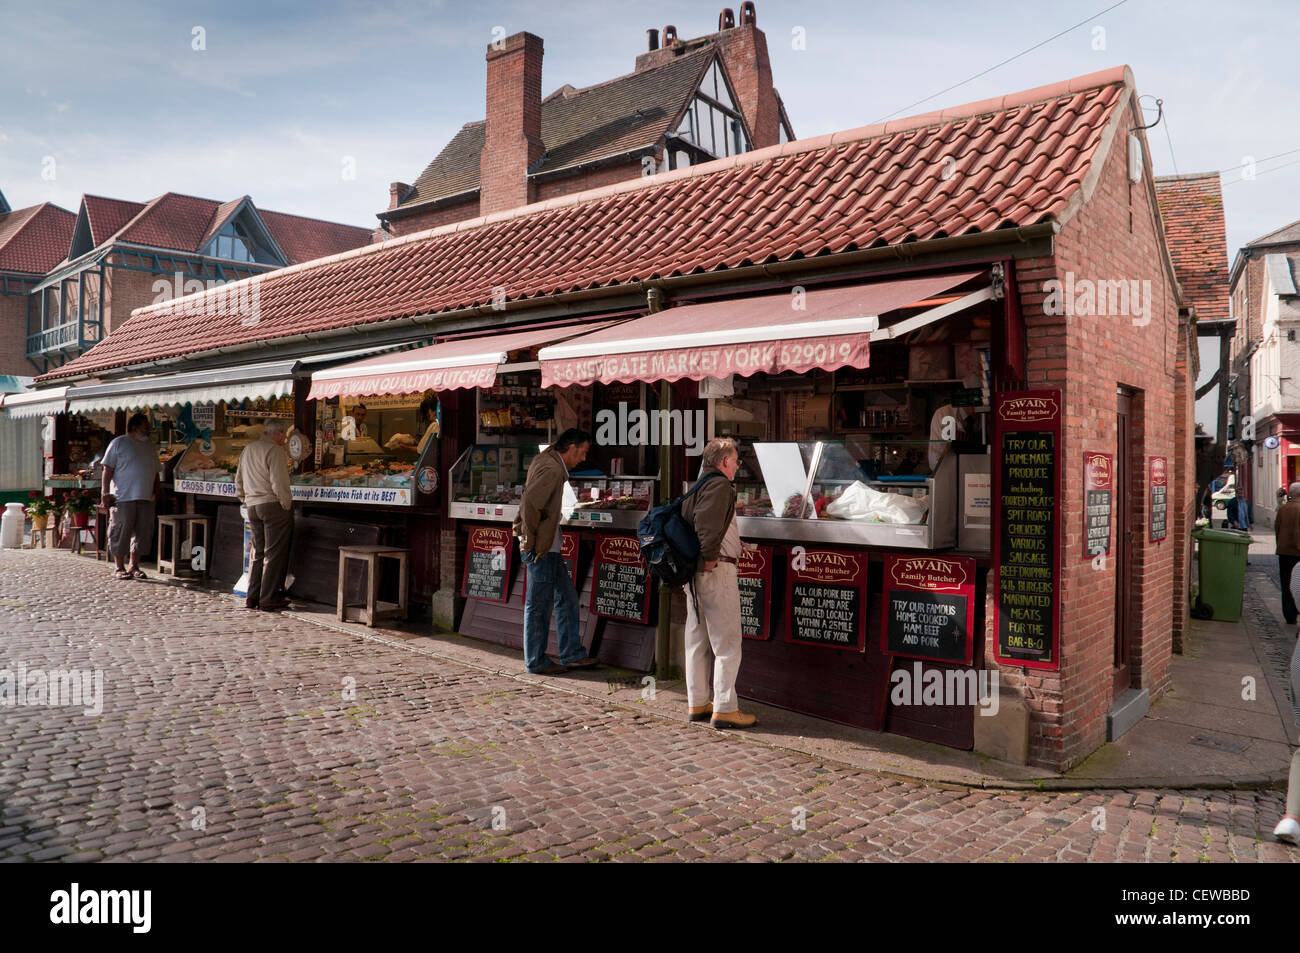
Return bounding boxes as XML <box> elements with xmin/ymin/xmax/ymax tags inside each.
<box><xmin>31</xmin><ymin>514</ymin><xmax>49</xmax><ymax>532</ymax></box>
<box><xmin>71</xmin><ymin>512</ymin><xmax>89</xmax><ymax>528</ymax></box>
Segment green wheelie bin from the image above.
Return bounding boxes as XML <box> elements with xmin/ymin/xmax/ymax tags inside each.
<box><xmin>1191</xmin><ymin>526</ymin><xmax>1250</xmax><ymax>622</ymax></box>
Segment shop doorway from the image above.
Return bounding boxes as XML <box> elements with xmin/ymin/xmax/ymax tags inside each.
<box><xmin>1113</xmin><ymin>388</ymin><xmax>1134</xmax><ymax>697</ymax></box>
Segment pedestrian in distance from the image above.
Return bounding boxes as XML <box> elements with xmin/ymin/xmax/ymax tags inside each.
<box><xmin>101</xmin><ymin>412</ymin><xmax>161</xmax><ymax>581</ymax></box>
<box><xmin>513</xmin><ymin>428</ymin><xmax>599</xmax><ymax>675</ymax></box>
<box><xmin>234</xmin><ymin>418</ymin><xmax>294</xmax><ymax>612</ymax></box>
<box><xmin>1276</xmin><ymin>483</ymin><xmax>1300</xmax><ymax>625</ymax></box>
<box><xmin>681</xmin><ymin>437</ymin><xmax>756</xmax><ymax>729</ymax></box>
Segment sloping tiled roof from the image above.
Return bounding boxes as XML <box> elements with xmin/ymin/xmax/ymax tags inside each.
<box><xmin>258</xmin><ymin>209</ymin><xmax>374</xmax><ymax>265</ymax></box>
<box><xmin>395</xmin><ymin>48</ymin><xmax>716</xmax><ymax>212</ymax></box>
<box><xmin>112</xmin><ymin>193</ymin><xmax>228</xmax><ymax>252</ymax></box>
<box><xmin>0</xmin><ymin>203</ymin><xmax>77</xmax><ymax>275</ymax></box>
<box><xmin>196</xmin><ymin>197</ymin><xmax>248</xmax><ymax>253</ymax></box>
<box><xmin>1153</xmin><ymin>172</ymin><xmax>1230</xmax><ymax>323</ymax></box>
<box><xmin>83</xmin><ymin>195</ymin><xmax>147</xmax><ymax>247</ymax></box>
<box><xmin>42</xmin><ymin>66</ymin><xmax>1133</xmax><ymax>382</ymax></box>
<box><xmin>1247</xmin><ymin>218</ymin><xmax>1300</xmax><ymax>248</ymax></box>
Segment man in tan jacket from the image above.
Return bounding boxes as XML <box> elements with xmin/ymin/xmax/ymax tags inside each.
<box><xmin>235</xmin><ymin>419</ymin><xmax>294</xmax><ymax>612</ymax></box>
<box><xmin>1276</xmin><ymin>482</ymin><xmax>1300</xmax><ymax>624</ymax></box>
<box><xmin>513</xmin><ymin>428</ymin><xmax>598</xmax><ymax>674</ymax></box>
<box><xmin>681</xmin><ymin>437</ymin><xmax>755</xmax><ymax>729</ymax></box>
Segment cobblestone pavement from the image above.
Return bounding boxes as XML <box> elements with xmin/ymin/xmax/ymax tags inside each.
<box><xmin>0</xmin><ymin>550</ymin><xmax>1295</xmax><ymax>863</ymax></box>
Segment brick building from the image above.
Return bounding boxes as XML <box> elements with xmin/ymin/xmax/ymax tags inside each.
<box><xmin>0</xmin><ymin>189</ymin><xmax>76</xmax><ymax>377</ymax></box>
<box><xmin>377</xmin><ymin>2</ymin><xmax>794</xmax><ymax>236</ymax></box>
<box><xmin>36</xmin><ymin>60</ymin><xmax>1197</xmax><ymax>771</ymax></box>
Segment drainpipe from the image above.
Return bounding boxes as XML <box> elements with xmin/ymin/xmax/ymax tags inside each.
<box><xmin>648</xmin><ymin>286</ymin><xmax>673</xmax><ymax>681</ymax></box>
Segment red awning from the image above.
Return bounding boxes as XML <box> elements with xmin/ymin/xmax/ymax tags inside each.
<box><xmin>538</xmin><ymin>272</ymin><xmax>982</xmax><ymax>387</ymax></box>
<box><xmin>307</xmin><ymin>321</ymin><xmax>618</xmax><ymax>400</ymax></box>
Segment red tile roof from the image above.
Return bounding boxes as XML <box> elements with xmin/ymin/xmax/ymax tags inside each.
<box><xmin>42</xmin><ymin>66</ymin><xmax>1134</xmax><ymax>382</ymax></box>
<box><xmin>1153</xmin><ymin>173</ymin><xmax>1230</xmax><ymax>323</ymax></box>
<box><xmin>257</xmin><ymin>209</ymin><xmax>374</xmax><ymax>265</ymax></box>
<box><xmin>0</xmin><ymin>203</ymin><xmax>77</xmax><ymax>275</ymax></box>
<box><xmin>83</xmin><ymin>195</ymin><xmax>148</xmax><ymax>247</ymax></box>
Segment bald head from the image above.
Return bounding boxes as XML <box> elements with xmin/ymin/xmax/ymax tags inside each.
<box><xmin>1289</xmin><ymin>482</ymin><xmax>1300</xmax><ymax>500</ymax></box>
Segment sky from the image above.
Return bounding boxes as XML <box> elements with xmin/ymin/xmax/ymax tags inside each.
<box><xmin>2</xmin><ymin>0</ymin><xmax>1297</xmax><ymax>435</ymax></box>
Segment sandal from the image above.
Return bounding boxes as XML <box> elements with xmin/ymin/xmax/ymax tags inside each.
<box><xmin>114</xmin><ymin>570</ymin><xmax>132</xmax><ymax>580</ymax></box>
<box><xmin>131</xmin><ymin>569</ymin><xmax>148</xmax><ymax>580</ymax></box>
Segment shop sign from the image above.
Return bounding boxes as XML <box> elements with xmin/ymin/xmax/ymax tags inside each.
<box><xmin>881</xmin><ymin>554</ymin><xmax>976</xmax><ymax>664</ymax></box>
<box><xmin>1083</xmin><ymin>452</ymin><xmax>1113</xmax><ymax>557</ymax></box>
<box><xmin>738</xmin><ymin>545</ymin><xmax>773</xmax><ymax>640</ymax></box>
<box><xmin>309</xmin><ymin>365</ymin><xmax>496</xmax><ymax>400</ymax></box>
<box><xmin>543</xmin><ymin>335</ymin><xmax>868</xmax><ymax>387</ymax></box>
<box><xmin>462</xmin><ymin>526</ymin><xmax>513</xmax><ymax>602</ymax></box>
<box><xmin>291</xmin><ymin>485</ymin><xmax>412</xmax><ymax>506</ymax></box>
<box><xmin>175</xmin><ymin>478</ymin><xmax>238</xmax><ymax>498</ymax></box>
<box><xmin>417</xmin><ymin>467</ymin><xmax>439</xmax><ymax>494</ymax></box>
<box><xmin>993</xmin><ymin>389</ymin><xmax>1061</xmax><ymax>670</ymax></box>
<box><xmin>591</xmin><ymin>535</ymin><xmax>651</xmax><ymax>623</ymax></box>
<box><xmin>1150</xmin><ymin>456</ymin><xmax>1167</xmax><ymax>542</ymax></box>
<box><xmin>784</xmin><ymin>549</ymin><xmax>867</xmax><ymax>650</ymax></box>
<box><xmin>192</xmin><ymin>403</ymin><xmax>216</xmax><ymax>430</ymax></box>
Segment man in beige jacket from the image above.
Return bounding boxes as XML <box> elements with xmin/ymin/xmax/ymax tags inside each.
<box><xmin>681</xmin><ymin>437</ymin><xmax>755</xmax><ymax>729</ymax></box>
<box><xmin>1277</xmin><ymin>482</ymin><xmax>1300</xmax><ymax>625</ymax></box>
<box><xmin>235</xmin><ymin>419</ymin><xmax>294</xmax><ymax>612</ymax></box>
<box><xmin>513</xmin><ymin>428</ymin><xmax>598</xmax><ymax>674</ymax></box>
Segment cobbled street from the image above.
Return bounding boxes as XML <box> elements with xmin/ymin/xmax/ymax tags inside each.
<box><xmin>0</xmin><ymin>550</ymin><xmax>1294</xmax><ymax>863</ymax></box>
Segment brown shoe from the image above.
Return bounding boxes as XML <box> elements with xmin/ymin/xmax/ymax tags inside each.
<box><xmin>710</xmin><ymin>710</ymin><xmax>757</xmax><ymax>729</ymax></box>
<box><xmin>530</xmin><ymin>660</ymin><xmax>569</xmax><ymax>676</ymax></box>
<box><xmin>688</xmin><ymin>704</ymin><xmax>713</xmax><ymax>722</ymax></box>
<box><xmin>564</xmin><ymin>656</ymin><xmax>600</xmax><ymax>669</ymax></box>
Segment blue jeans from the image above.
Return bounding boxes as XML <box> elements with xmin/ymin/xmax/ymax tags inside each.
<box><xmin>521</xmin><ymin>549</ymin><xmax>584</xmax><ymax>671</ymax></box>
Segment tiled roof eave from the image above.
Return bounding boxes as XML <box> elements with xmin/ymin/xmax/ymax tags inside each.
<box><xmin>529</xmin><ymin>141</ymin><xmax>663</xmax><ymax>182</ymax></box>
<box><xmin>388</xmin><ymin>187</ymin><xmax>481</xmax><ymax>218</ymax></box>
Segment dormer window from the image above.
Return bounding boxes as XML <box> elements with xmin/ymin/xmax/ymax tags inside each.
<box><xmin>671</xmin><ymin>58</ymin><xmax>751</xmax><ymax>161</ymax></box>
<box><xmin>212</xmin><ymin>221</ymin><xmax>256</xmax><ymax>263</ymax></box>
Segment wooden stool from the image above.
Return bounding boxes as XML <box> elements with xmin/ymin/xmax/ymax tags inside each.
<box><xmin>157</xmin><ymin>514</ymin><xmax>213</xmax><ymax>577</ymax></box>
<box><xmin>337</xmin><ymin>546</ymin><xmax>409</xmax><ymax>626</ymax></box>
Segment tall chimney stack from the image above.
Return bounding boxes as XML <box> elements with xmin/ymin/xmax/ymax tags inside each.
<box><xmin>714</xmin><ymin>2</ymin><xmax>779</xmax><ymax>147</ymax></box>
<box><xmin>480</xmin><ymin>32</ymin><xmax>545</xmax><ymax>216</ymax></box>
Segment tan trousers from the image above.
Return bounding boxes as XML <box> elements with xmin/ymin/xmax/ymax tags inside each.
<box><xmin>685</xmin><ymin>563</ymin><xmax>743</xmax><ymax>713</ymax></box>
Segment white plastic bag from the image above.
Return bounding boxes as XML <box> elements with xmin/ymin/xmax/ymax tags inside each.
<box><xmin>824</xmin><ymin>481</ymin><xmax>929</xmax><ymax>524</ymax></box>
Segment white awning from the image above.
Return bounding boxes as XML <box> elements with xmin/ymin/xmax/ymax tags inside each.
<box><xmin>64</xmin><ymin>361</ymin><xmax>298</xmax><ymax>414</ymax></box>
<box><xmin>1</xmin><ymin>386</ymin><xmax>68</xmax><ymax>419</ymax></box>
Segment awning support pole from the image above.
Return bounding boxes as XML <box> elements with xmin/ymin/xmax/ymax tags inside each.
<box><xmin>656</xmin><ymin>378</ymin><xmax>672</xmax><ymax>682</ymax></box>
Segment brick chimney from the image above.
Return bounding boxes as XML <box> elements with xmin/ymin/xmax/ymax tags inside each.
<box><xmin>713</xmin><ymin>3</ymin><xmax>779</xmax><ymax>147</ymax></box>
<box><xmin>388</xmin><ymin>182</ymin><xmax>411</xmax><ymax>211</ymax></box>
<box><xmin>480</xmin><ymin>32</ymin><xmax>545</xmax><ymax>216</ymax></box>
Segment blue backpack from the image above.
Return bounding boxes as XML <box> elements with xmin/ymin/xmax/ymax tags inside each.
<box><xmin>637</xmin><ymin>471</ymin><xmax>725</xmax><ymax>588</ymax></box>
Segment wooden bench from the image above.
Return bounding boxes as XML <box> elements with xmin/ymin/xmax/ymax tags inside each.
<box><xmin>337</xmin><ymin>546</ymin><xmax>409</xmax><ymax>626</ymax></box>
<box><xmin>157</xmin><ymin>514</ymin><xmax>213</xmax><ymax>577</ymax></box>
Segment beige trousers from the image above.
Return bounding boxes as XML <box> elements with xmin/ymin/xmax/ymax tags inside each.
<box><xmin>685</xmin><ymin>563</ymin><xmax>743</xmax><ymax>713</ymax></box>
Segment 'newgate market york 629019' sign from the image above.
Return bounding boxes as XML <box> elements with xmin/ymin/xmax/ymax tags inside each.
<box><xmin>994</xmin><ymin>390</ymin><xmax>1061</xmax><ymax>670</ymax></box>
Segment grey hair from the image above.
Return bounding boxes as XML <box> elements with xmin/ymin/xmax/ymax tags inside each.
<box><xmin>701</xmin><ymin>437</ymin><xmax>739</xmax><ymax>470</ymax></box>
<box><xmin>262</xmin><ymin>418</ymin><xmax>288</xmax><ymax>438</ymax></box>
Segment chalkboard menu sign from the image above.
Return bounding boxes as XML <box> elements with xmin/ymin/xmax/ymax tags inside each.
<box><xmin>994</xmin><ymin>390</ymin><xmax>1061</xmax><ymax>670</ymax></box>
<box><xmin>738</xmin><ymin>545</ymin><xmax>773</xmax><ymax>640</ymax></box>
<box><xmin>881</xmin><ymin>554</ymin><xmax>976</xmax><ymax>664</ymax></box>
<box><xmin>462</xmin><ymin>526</ymin><xmax>514</xmax><ymax>602</ymax></box>
<box><xmin>1150</xmin><ymin>456</ymin><xmax>1167</xmax><ymax>542</ymax></box>
<box><xmin>785</xmin><ymin>549</ymin><xmax>867</xmax><ymax>650</ymax></box>
<box><xmin>591</xmin><ymin>535</ymin><xmax>651</xmax><ymax>623</ymax></box>
<box><xmin>1083</xmin><ymin>452</ymin><xmax>1113</xmax><ymax>557</ymax></box>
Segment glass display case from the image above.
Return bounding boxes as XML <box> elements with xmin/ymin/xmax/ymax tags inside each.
<box><xmin>734</xmin><ymin>439</ymin><xmax>958</xmax><ymax>549</ymax></box>
<box><xmin>448</xmin><ymin>441</ymin><xmax>657</xmax><ymax>530</ymax></box>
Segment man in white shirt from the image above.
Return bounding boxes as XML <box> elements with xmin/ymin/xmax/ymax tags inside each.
<box><xmin>101</xmin><ymin>412</ymin><xmax>162</xmax><ymax>580</ymax></box>
<box><xmin>235</xmin><ymin>418</ymin><xmax>294</xmax><ymax>611</ymax></box>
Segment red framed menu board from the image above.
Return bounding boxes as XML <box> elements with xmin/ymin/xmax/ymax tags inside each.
<box><xmin>1083</xmin><ymin>451</ymin><xmax>1113</xmax><ymax>558</ymax></box>
<box><xmin>881</xmin><ymin>554</ymin><xmax>976</xmax><ymax>664</ymax></box>
<box><xmin>993</xmin><ymin>389</ymin><xmax>1061</xmax><ymax>670</ymax></box>
<box><xmin>590</xmin><ymin>535</ymin><xmax>651</xmax><ymax>623</ymax></box>
<box><xmin>462</xmin><ymin>525</ymin><xmax>514</xmax><ymax>602</ymax></box>
<box><xmin>738</xmin><ymin>545</ymin><xmax>773</xmax><ymax>640</ymax></box>
<box><xmin>1150</xmin><ymin>456</ymin><xmax>1167</xmax><ymax>542</ymax></box>
<box><xmin>784</xmin><ymin>549</ymin><xmax>867</xmax><ymax>650</ymax></box>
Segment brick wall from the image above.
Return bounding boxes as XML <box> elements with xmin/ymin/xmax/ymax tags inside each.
<box><xmin>0</xmin><ymin>288</ymin><xmax>38</xmax><ymax>376</ymax></box>
<box><xmin>383</xmin><ymin>199</ymin><xmax>480</xmax><ymax>239</ymax></box>
<box><xmin>480</xmin><ymin>32</ymin><xmax>544</xmax><ymax>216</ymax></box>
<box><xmin>991</xmin><ymin>104</ymin><xmax>1181</xmax><ymax>771</ymax></box>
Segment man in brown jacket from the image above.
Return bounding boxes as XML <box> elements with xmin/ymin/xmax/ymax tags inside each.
<box><xmin>1277</xmin><ymin>482</ymin><xmax>1300</xmax><ymax>624</ymax></box>
<box><xmin>681</xmin><ymin>437</ymin><xmax>756</xmax><ymax>729</ymax></box>
<box><xmin>513</xmin><ymin>428</ymin><xmax>598</xmax><ymax>675</ymax></box>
